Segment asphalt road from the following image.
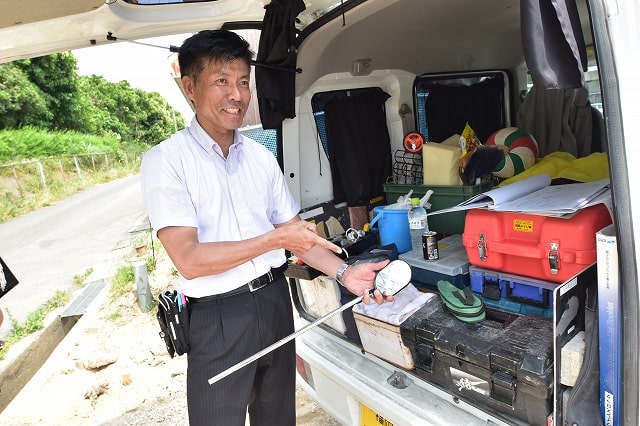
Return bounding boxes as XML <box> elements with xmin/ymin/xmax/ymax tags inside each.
<box><xmin>0</xmin><ymin>174</ymin><xmax>147</xmax><ymax>340</ymax></box>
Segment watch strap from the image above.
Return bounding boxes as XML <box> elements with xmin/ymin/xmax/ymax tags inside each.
<box><xmin>335</xmin><ymin>262</ymin><xmax>349</xmax><ymax>286</ymax></box>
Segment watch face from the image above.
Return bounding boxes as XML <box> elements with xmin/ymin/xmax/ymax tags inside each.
<box><xmin>374</xmin><ymin>260</ymin><xmax>412</xmax><ymax>296</ymax></box>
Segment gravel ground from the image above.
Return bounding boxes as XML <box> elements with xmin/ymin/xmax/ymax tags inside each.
<box><xmin>1</xmin><ymin>250</ymin><xmax>340</xmax><ymax>425</ymax></box>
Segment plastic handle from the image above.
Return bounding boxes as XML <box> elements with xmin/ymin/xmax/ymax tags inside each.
<box><xmin>369</xmin><ymin>214</ymin><xmax>380</xmax><ymax>231</ymax></box>
<box><xmin>488</xmin><ymin>241</ymin><xmax>545</xmax><ymax>258</ymax></box>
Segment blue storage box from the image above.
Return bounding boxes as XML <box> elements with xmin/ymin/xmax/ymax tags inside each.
<box><xmin>399</xmin><ymin>235</ymin><xmax>470</xmax><ymax>290</ymax></box>
<box><xmin>469</xmin><ymin>266</ymin><xmax>557</xmax><ymax>315</ymax></box>
<box><xmin>476</xmin><ymin>294</ymin><xmax>553</xmax><ymax>318</ymax></box>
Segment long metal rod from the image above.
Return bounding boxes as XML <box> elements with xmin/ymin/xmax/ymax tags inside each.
<box><xmin>208</xmin><ymin>294</ymin><xmax>365</xmax><ymax>385</ymax></box>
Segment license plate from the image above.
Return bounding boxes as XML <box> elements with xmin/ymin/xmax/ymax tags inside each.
<box><xmin>361</xmin><ymin>403</ymin><xmax>394</xmax><ymax>426</ymax></box>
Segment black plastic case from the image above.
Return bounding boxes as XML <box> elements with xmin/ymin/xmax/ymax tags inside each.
<box><xmin>400</xmin><ymin>298</ymin><xmax>554</xmax><ymax>426</ymax></box>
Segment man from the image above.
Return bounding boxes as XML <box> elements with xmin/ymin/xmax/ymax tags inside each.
<box><xmin>140</xmin><ymin>30</ymin><xmax>391</xmax><ymax>426</ymax></box>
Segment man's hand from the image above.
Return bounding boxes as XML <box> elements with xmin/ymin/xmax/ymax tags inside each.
<box><xmin>341</xmin><ymin>259</ymin><xmax>394</xmax><ymax>305</ymax></box>
<box><xmin>273</xmin><ymin>219</ymin><xmax>342</xmax><ymax>256</ymax></box>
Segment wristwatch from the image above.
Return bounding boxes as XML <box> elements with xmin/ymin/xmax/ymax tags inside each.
<box><xmin>335</xmin><ymin>262</ymin><xmax>350</xmax><ymax>286</ymax></box>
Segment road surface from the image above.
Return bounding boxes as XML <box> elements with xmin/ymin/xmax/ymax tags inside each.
<box><xmin>0</xmin><ymin>174</ymin><xmax>147</xmax><ymax>340</ymax></box>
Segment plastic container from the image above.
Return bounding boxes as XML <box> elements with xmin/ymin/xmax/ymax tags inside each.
<box><xmin>462</xmin><ymin>203</ymin><xmax>612</xmax><ymax>283</ymax></box>
<box><xmin>469</xmin><ymin>266</ymin><xmax>556</xmax><ymax>307</ymax></box>
<box><xmin>398</xmin><ymin>234</ymin><xmax>470</xmax><ymax>290</ymax></box>
<box><xmin>383</xmin><ymin>180</ymin><xmax>495</xmax><ymax>234</ymax></box>
<box><xmin>408</xmin><ymin>197</ymin><xmax>428</xmax><ymax>251</ymax></box>
<box><xmin>400</xmin><ymin>300</ymin><xmax>554</xmax><ymax>426</ymax></box>
<box><xmin>369</xmin><ymin>206</ymin><xmax>412</xmax><ymax>254</ymax></box>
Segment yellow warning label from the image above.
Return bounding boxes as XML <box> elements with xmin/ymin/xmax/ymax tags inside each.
<box><xmin>369</xmin><ymin>195</ymin><xmax>385</xmax><ymax>204</ymax></box>
<box><xmin>513</xmin><ymin>219</ymin><xmax>534</xmax><ymax>233</ymax></box>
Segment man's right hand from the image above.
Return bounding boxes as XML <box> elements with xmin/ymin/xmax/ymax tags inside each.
<box><xmin>273</xmin><ymin>219</ymin><xmax>342</xmax><ymax>256</ymax></box>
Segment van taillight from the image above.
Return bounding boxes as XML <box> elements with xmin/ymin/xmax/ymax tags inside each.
<box><xmin>296</xmin><ymin>354</ymin><xmax>315</xmax><ymax>388</ymax></box>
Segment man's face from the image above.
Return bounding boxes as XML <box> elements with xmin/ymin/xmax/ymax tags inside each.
<box><xmin>183</xmin><ymin>58</ymin><xmax>251</xmax><ymax>139</ymax></box>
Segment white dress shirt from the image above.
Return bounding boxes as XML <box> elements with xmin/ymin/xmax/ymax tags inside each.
<box><xmin>140</xmin><ymin>117</ymin><xmax>300</xmax><ymax>297</ymax></box>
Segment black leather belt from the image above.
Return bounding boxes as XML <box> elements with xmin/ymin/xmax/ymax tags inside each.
<box><xmin>188</xmin><ymin>264</ymin><xmax>288</xmax><ymax>304</ymax></box>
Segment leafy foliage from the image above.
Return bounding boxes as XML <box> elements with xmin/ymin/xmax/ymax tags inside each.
<box><xmin>78</xmin><ymin>76</ymin><xmax>185</xmax><ymax>144</ymax></box>
<box><xmin>0</xmin><ymin>127</ymin><xmax>123</xmax><ymax>163</ymax></box>
<box><xmin>0</xmin><ymin>51</ymin><xmax>185</xmax><ymax>147</ymax></box>
<box><xmin>0</xmin><ymin>63</ymin><xmax>50</xmax><ymax>128</ymax></box>
<box><xmin>13</xmin><ymin>53</ymin><xmax>83</xmax><ymax>131</ymax></box>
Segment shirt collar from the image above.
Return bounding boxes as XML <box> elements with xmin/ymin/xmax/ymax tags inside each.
<box><xmin>188</xmin><ymin>116</ymin><xmax>243</xmax><ymax>158</ymax></box>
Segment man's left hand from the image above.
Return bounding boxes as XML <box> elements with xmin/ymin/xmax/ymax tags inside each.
<box><xmin>341</xmin><ymin>259</ymin><xmax>394</xmax><ymax>304</ymax></box>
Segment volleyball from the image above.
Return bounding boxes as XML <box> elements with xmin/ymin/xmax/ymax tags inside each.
<box><xmin>485</xmin><ymin>127</ymin><xmax>538</xmax><ymax>178</ymax></box>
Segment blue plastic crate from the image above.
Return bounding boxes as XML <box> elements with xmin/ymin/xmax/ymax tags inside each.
<box><xmin>469</xmin><ymin>266</ymin><xmax>557</xmax><ymax>314</ymax></box>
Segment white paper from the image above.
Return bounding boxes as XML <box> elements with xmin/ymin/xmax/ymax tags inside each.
<box><xmin>427</xmin><ymin>174</ymin><xmax>611</xmax><ymax>217</ymax></box>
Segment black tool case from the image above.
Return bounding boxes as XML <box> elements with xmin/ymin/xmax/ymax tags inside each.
<box><xmin>400</xmin><ymin>298</ymin><xmax>554</xmax><ymax>426</ymax></box>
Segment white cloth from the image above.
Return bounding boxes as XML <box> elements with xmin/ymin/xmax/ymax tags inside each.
<box><xmin>140</xmin><ymin>117</ymin><xmax>300</xmax><ymax>297</ymax></box>
<box><xmin>352</xmin><ymin>283</ymin><xmax>436</xmax><ymax>325</ymax></box>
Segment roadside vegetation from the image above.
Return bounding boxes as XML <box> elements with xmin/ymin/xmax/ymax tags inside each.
<box><xmin>0</xmin><ymin>51</ymin><xmax>186</xmax><ymax>222</ymax></box>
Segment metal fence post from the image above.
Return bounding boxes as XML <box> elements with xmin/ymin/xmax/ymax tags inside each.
<box><xmin>73</xmin><ymin>155</ymin><xmax>83</xmax><ymax>181</ymax></box>
<box><xmin>36</xmin><ymin>160</ymin><xmax>47</xmax><ymax>190</ymax></box>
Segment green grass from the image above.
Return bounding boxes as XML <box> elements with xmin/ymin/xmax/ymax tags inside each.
<box><xmin>73</xmin><ymin>267</ymin><xmax>94</xmax><ymax>285</ymax></box>
<box><xmin>108</xmin><ymin>254</ymin><xmax>158</xmax><ymax>303</ymax></box>
<box><xmin>0</xmin><ymin>151</ymin><xmax>142</xmax><ymax>223</ymax></box>
<box><xmin>109</xmin><ymin>264</ymin><xmax>135</xmax><ymax>302</ymax></box>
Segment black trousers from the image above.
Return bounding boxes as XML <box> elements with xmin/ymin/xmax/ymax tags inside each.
<box><xmin>186</xmin><ymin>277</ymin><xmax>296</xmax><ymax>426</ymax></box>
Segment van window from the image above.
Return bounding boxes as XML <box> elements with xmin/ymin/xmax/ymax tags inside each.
<box><xmin>227</xmin><ymin>29</ymin><xmax>280</xmax><ymax>160</ymax></box>
<box><xmin>415</xmin><ymin>71</ymin><xmax>510</xmax><ymax>143</ymax></box>
<box><xmin>522</xmin><ymin>45</ymin><xmax>600</xmax><ymax>113</ymax></box>
<box><xmin>311</xmin><ymin>87</ymin><xmax>392</xmax><ymax>206</ymax></box>
<box><xmin>310</xmin><ymin>88</ymin><xmax>385</xmax><ymax>159</ymax></box>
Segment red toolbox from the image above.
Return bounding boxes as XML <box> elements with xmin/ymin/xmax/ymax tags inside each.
<box><xmin>461</xmin><ymin>203</ymin><xmax>612</xmax><ymax>283</ymax></box>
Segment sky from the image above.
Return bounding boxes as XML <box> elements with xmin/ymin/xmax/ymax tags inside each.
<box><xmin>73</xmin><ymin>34</ymin><xmax>195</xmax><ymax>123</ymax></box>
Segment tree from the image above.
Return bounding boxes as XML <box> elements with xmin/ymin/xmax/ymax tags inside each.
<box><xmin>14</xmin><ymin>53</ymin><xmax>83</xmax><ymax>131</ymax></box>
<box><xmin>2</xmin><ymin>52</ymin><xmax>185</xmax><ymax>146</ymax></box>
<box><xmin>78</xmin><ymin>75</ymin><xmax>184</xmax><ymax>145</ymax></box>
<box><xmin>0</xmin><ymin>63</ymin><xmax>51</xmax><ymax>129</ymax></box>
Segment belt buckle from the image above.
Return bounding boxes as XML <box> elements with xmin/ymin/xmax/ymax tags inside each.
<box><xmin>248</xmin><ymin>270</ymin><xmax>272</xmax><ymax>292</ymax></box>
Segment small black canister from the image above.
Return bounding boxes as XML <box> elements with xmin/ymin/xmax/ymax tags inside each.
<box><xmin>422</xmin><ymin>231</ymin><xmax>439</xmax><ymax>260</ymax></box>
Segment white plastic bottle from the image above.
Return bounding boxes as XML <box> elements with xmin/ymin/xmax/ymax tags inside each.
<box><xmin>408</xmin><ymin>197</ymin><xmax>428</xmax><ymax>252</ymax></box>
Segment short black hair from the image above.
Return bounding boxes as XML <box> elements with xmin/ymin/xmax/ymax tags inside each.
<box><xmin>178</xmin><ymin>30</ymin><xmax>254</xmax><ymax>84</ymax></box>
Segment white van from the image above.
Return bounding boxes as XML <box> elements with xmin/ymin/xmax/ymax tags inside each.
<box><xmin>2</xmin><ymin>1</ymin><xmax>639</xmax><ymax>425</ymax></box>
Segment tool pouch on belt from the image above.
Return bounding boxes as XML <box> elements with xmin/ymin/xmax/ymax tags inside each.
<box><xmin>156</xmin><ymin>290</ymin><xmax>190</xmax><ymax>358</ymax></box>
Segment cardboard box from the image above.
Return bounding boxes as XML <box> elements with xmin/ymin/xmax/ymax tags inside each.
<box><xmin>353</xmin><ymin>312</ymin><xmax>415</xmax><ymax>369</ymax></box>
<box><xmin>353</xmin><ymin>284</ymin><xmax>436</xmax><ymax>369</ymax></box>
<box><xmin>596</xmin><ymin>224</ymin><xmax>621</xmax><ymax>426</ymax></box>
<box><xmin>296</xmin><ymin>275</ymin><xmax>346</xmax><ymax>333</ymax></box>
<box><xmin>552</xmin><ymin>263</ymin><xmax>597</xmax><ymax>426</ymax></box>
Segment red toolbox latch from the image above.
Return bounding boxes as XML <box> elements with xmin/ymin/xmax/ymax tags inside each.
<box><xmin>548</xmin><ymin>242</ymin><xmax>559</xmax><ymax>275</ymax></box>
<box><xmin>477</xmin><ymin>234</ymin><xmax>487</xmax><ymax>260</ymax></box>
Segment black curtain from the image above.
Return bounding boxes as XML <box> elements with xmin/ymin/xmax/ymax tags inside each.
<box><xmin>324</xmin><ymin>88</ymin><xmax>392</xmax><ymax>206</ymax></box>
<box><xmin>255</xmin><ymin>0</ymin><xmax>306</xmax><ymax>129</ymax></box>
<box><xmin>424</xmin><ymin>77</ymin><xmax>505</xmax><ymax>143</ymax></box>
<box><xmin>521</xmin><ymin>0</ymin><xmax>587</xmax><ymax>89</ymax></box>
